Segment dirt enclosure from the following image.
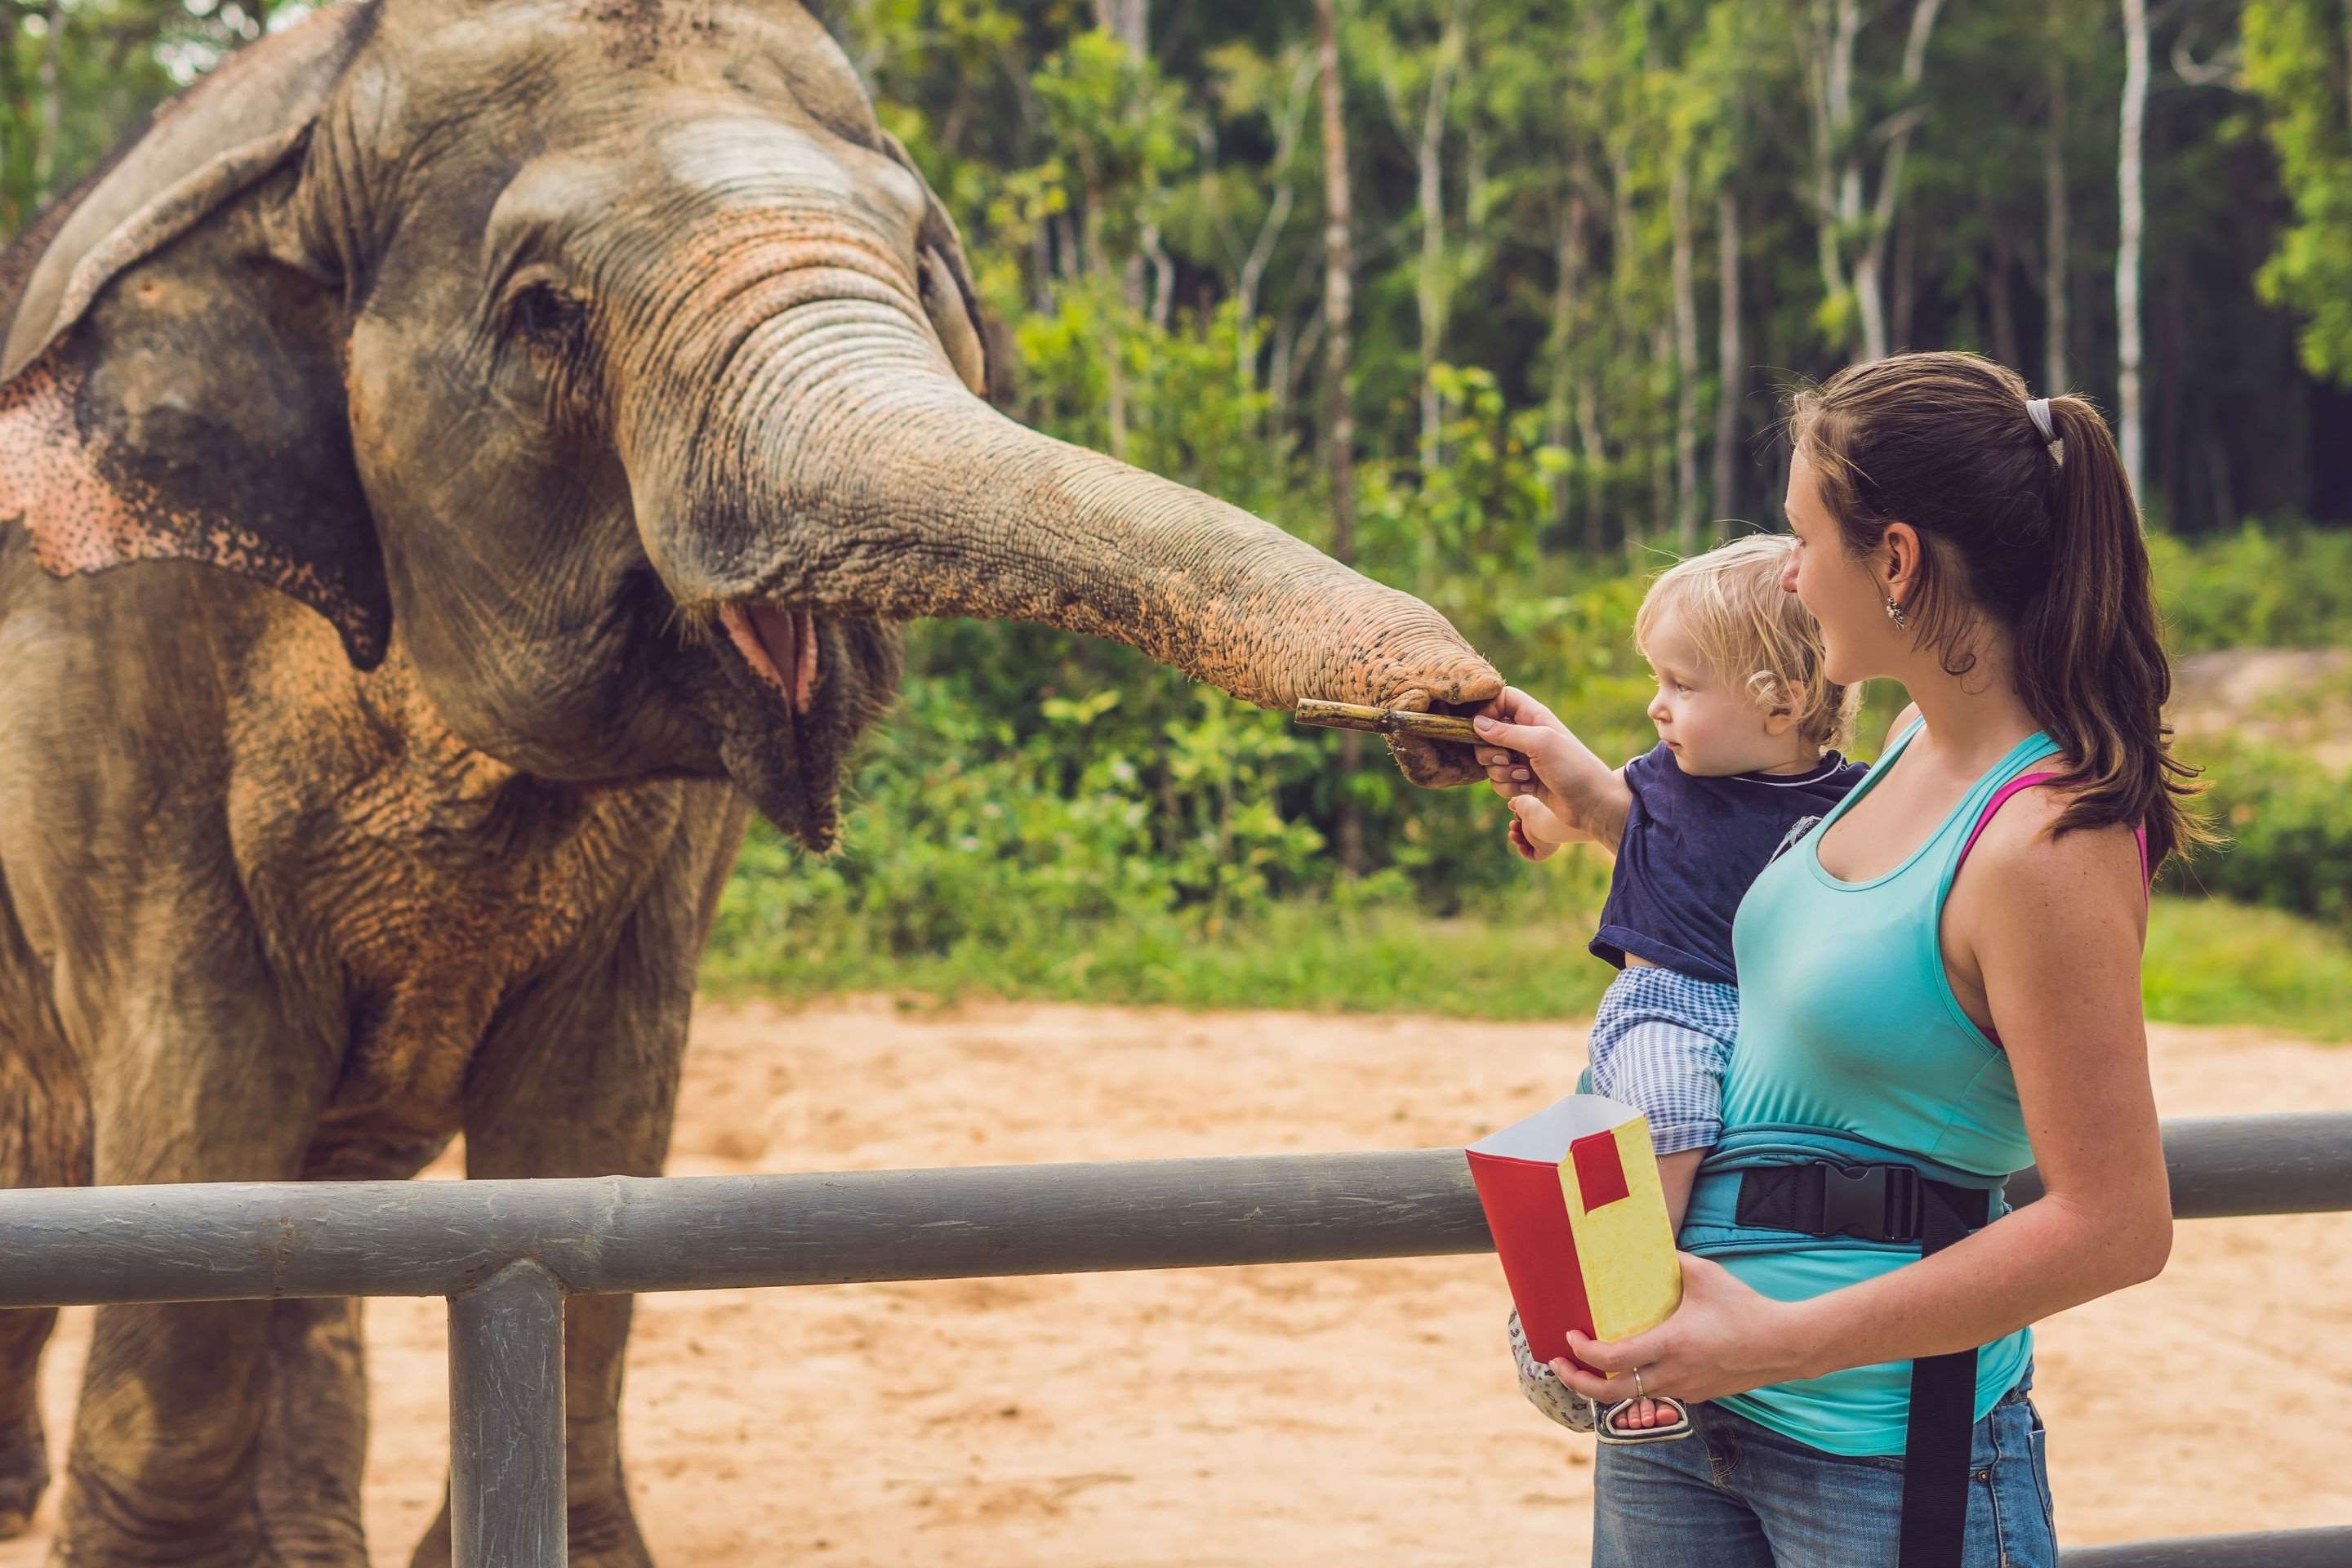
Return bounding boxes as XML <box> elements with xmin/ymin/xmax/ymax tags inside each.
<box><xmin>4</xmin><ymin>1000</ymin><xmax>2349</xmax><ymax>1565</ymax></box>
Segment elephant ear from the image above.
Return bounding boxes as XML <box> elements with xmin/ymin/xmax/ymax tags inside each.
<box><xmin>878</xmin><ymin>130</ymin><xmax>989</xmax><ymax>399</ymax></box>
<box><xmin>0</xmin><ymin>3</ymin><xmax>392</xmax><ymax>668</ymax></box>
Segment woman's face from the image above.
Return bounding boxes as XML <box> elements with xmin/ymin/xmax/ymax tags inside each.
<box><xmin>1781</xmin><ymin>448</ymin><xmax>1898</xmax><ymax>688</ymax></box>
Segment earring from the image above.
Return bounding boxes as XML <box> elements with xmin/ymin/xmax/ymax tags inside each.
<box><xmin>1884</xmin><ymin>595</ymin><xmax>1908</xmax><ymax>630</ymax></box>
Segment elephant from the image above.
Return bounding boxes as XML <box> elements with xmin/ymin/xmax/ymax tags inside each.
<box><xmin>0</xmin><ymin>0</ymin><xmax>1500</xmax><ymax>1561</ymax></box>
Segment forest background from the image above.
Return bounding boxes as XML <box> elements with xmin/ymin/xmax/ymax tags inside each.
<box><xmin>5</xmin><ymin>0</ymin><xmax>2350</xmax><ymax>1032</ymax></box>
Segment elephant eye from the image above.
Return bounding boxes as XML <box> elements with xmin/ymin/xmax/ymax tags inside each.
<box><xmin>507</xmin><ymin>282</ymin><xmax>587</xmax><ymax>348</ymax></box>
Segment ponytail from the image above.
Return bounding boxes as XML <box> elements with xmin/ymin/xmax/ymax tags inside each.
<box><xmin>1788</xmin><ymin>352</ymin><xmax>2210</xmax><ymax>874</ymax></box>
<box><xmin>2015</xmin><ymin>397</ymin><xmax>2205</xmax><ymax>870</ymax></box>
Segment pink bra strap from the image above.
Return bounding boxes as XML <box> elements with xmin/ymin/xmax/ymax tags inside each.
<box><xmin>1957</xmin><ymin>771</ymin><xmax>2153</xmax><ymax>897</ymax></box>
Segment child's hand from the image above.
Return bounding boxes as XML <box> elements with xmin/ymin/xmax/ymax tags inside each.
<box><xmin>1507</xmin><ymin>793</ymin><xmax>1570</xmax><ymax>861</ymax></box>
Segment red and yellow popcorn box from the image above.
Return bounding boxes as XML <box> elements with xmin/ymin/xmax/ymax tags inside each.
<box><xmin>1465</xmin><ymin>1094</ymin><xmax>1683</xmax><ymax>1371</ymax></box>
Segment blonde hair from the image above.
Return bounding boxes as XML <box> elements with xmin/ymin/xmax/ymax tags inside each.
<box><xmin>1633</xmin><ymin>534</ymin><xmax>1860</xmax><ymax>754</ymax></box>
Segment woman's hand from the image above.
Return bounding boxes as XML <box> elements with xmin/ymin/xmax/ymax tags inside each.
<box><xmin>1545</xmin><ymin>1254</ymin><xmax>1820</xmax><ymax>1408</ymax></box>
<box><xmin>1470</xmin><ymin>688</ymin><xmax>1633</xmax><ymax>854</ymax></box>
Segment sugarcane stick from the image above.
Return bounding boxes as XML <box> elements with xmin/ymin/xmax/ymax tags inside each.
<box><xmin>1294</xmin><ymin>698</ymin><xmax>1481</xmax><ymax>746</ymax></box>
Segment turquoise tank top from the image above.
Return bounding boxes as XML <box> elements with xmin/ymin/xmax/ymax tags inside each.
<box><xmin>1704</xmin><ymin>719</ymin><xmax>2059</xmax><ymax>1456</ymax></box>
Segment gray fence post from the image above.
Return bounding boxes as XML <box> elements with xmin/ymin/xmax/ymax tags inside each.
<box><xmin>449</xmin><ymin>1259</ymin><xmax>568</xmax><ymax>1568</ymax></box>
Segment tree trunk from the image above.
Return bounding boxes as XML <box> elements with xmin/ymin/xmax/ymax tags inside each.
<box><xmin>1314</xmin><ymin>0</ymin><xmax>1364</xmax><ymax>874</ymax></box>
<box><xmin>1891</xmin><ymin>209</ymin><xmax>1918</xmax><ymax>351</ymax></box>
<box><xmin>1805</xmin><ymin>0</ymin><xmax>1863</xmax><ymax>324</ymax></box>
<box><xmin>1852</xmin><ymin>0</ymin><xmax>1946</xmax><ymax>362</ymax></box>
<box><xmin>1670</xmin><ymin>152</ymin><xmax>1702</xmax><ymax>551</ymax></box>
<box><xmin>1988</xmin><ymin>212</ymin><xmax>2020</xmax><ymax>371</ymax></box>
<box><xmin>1713</xmin><ymin>189</ymin><xmax>1744</xmax><ymax>532</ymax></box>
<box><xmin>1085</xmin><ymin>198</ymin><xmax>1129</xmax><ymax>463</ymax></box>
<box><xmin>1806</xmin><ymin>0</ymin><xmax>1943</xmax><ymax>361</ymax></box>
<box><xmin>1094</xmin><ymin>0</ymin><xmax>1147</xmax><ymax>56</ymax></box>
<box><xmin>1142</xmin><ymin>223</ymin><xmax>1174</xmax><ymax>329</ymax></box>
<box><xmin>1267</xmin><ymin>310</ymin><xmax>1295</xmax><ymax>443</ymax></box>
<box><xmin>1648</xmin><ymin>322</ymin><xmax>1674</xmax><ymax>554</ymax></box>
<box><xmin>1577</xmin><ymin>371</ymin><xmax>1605</xmax><ymax>556</ymax></box>
<box><xmin>1547</xmin><ymin>192</ymin><xmax>1589</xmax><ymax>542</ymax></box>
<box><xmin>2158</xmin><ymin>234</ymin><xmax>2186</xmax><ymax>518</ymax></box>
<box><xmin>2118</xmin><ymin>0</ymin><xmax>2149</xmax><ymax>501</ymax></box>
<box><xmin>1414</xmin><ymin>4</ymin><xmax>1463</xmax><ymax>474</ymax></box>
<box><xmin>33</xmin><ymin>0</ymin><xmax>60</xmax><ymax>206</ymax></box>
<box><xmin>2044</xmin><ymin>51</ymin><xmax>2070</xmax><ymax>392</ymax></box>
<box><xmin>1236</xmin><ymin>51</ymin><xmax>1316</xmax><ymax>331</ymax></box>
<box><xmin>0</xmin><ymin>14</ymin><xmax>16</xmax><ymax>233</ymax></box>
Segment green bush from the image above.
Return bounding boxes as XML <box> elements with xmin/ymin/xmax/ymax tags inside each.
<box><xmin>2176</xmin><ymin>735</ymin><xmax>2352</xmax><ymax>931</ymax></box>
<box><xmin>2149</xmin><ymin>524</ymin><xmax>2352</xmax><ymax>654</ymax></box>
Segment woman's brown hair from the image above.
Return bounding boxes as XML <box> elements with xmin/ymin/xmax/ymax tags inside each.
<box><xmin>1788</xmin><ymin>350</ymin><xmax>2207</xmax><ymax>871</ymax></box>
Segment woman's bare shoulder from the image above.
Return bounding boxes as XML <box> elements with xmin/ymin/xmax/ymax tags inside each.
<box><xmin>1962</xmin><ymin>776</ymin><xmax>2143</xmax><ymax>904</ymax></box>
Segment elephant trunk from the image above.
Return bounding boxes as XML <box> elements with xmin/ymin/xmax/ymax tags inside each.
<box><xmin>636</xmin><ymin>327</ymin><xmax>1500</xmax><ymax>730</ymax></box>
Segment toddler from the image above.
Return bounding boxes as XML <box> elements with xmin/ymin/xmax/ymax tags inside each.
<box><xmin>1491</xmin><ymin>534</ymin><xmax>1865</xmax><ymax>1441</ymax></box>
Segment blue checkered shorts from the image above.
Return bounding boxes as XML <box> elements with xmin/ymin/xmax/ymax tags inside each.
<box><xmin>1587</xmin><ymin>964</ymin><xmax>1740</xmax><ymax>1157</ymax></box>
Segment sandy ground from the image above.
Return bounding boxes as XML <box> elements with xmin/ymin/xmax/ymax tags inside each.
<box><xmin>2171</xmin><ymin>646</ymin><xmax>2352</xmax><ymax>768</ymax></box>
<box><xmin>3</xmin><ymin>1000</ymin><xmax>2349</xmax><ymax>1565</ymax></box>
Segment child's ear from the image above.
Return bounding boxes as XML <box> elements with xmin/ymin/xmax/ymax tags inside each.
<box><xmin>1763</xmin><ymin>694</ymin><xmax>1798</xmax><ymax>737</ymax></box>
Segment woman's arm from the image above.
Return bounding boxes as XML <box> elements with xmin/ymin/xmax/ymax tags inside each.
<box><xmin>1471</xmin><ymin>688</ymin><xmax>1634</xmax><ymax>855</ymax></box>
<box><xmin>1552</xmin><ymin>795</ymin><xmax>2168</xmax><ymax>1402</ymax></box>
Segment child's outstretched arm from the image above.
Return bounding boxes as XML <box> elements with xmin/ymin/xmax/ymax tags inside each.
<box><xmin>1472</xmin><ymin>688</ymin><xmax>1633</xmax><ymax>855</ymax></box>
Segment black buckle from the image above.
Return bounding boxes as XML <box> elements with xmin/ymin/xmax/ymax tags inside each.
<box><xmin>1817</xmin><ymin>1163</ymin><xmax>1922</xmax><ymax>1241</ymax></box>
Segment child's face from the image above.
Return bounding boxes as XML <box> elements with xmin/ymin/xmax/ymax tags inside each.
<box><xmin>1641</xmin><ymin>607</ymin><xmax>1795</xmax><ymax>776</ymax></box>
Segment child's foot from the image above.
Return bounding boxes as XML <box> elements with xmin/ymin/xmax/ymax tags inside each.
<box><xmin>1608</xmin><ymin>1398</ymin><xmax>1674</xmax><ymax>1433</ymax></box>
<box><xmin>1598</xmin><ymin>1392</ymin><xmax>1692</xmax><ymax>1444</ymax></box>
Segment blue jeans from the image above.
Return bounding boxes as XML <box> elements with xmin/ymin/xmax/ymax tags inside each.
<box><xmin>1592</xmin><ymin>1377</ymin><xmax>2056</xmax><ymax>1567</ymax></box>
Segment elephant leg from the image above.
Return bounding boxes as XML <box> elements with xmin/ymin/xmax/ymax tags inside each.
<box><xmin>254</xmin><ymin>1129</ymin><xmax>457</xmax><ymax>1566</ymax></box>
<box><xmin>0</xmin><ymin>1009</ymin><xmax>92</xmax><ymax>1539</ymax></box>
<box><xmin>52</xmin><ymin>982</ymin><xmax>334</xmax><ymax>1566</ymax></box>
<box><xmin>56</xmin><ymin>1299</ymin><xmax>277</xmax><ymax>1565</ymax></box>
<box><xmin>253</xmin><ymin>1297</ymin><xmax>370</xmax><ymax>1567</ymax></box>
<box><xmin>0</xmin><ymin>1307</ymin><xmax>55</xmax><ymax>1540</ymax></box>
<box><xmin>409</xmin><ymin>956</ymin><xmax>699</xmax><ymax>1568</ymax></box>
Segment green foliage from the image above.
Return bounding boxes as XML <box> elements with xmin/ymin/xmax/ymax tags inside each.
<box><xmin>2149</xmin><ymin>524</ymin><xmax>2352</xmax><ymax>653</ymax></box>
<box><xmin>707</xmin><ymin>868</ymin><xmax>1623</xmax><ymax>1018</ymax></box>
<box><xmin>2245</xmin><ymin>1</ymin><xmax>2352</xmax><ymax>383</ymax></box>
<box><xmin>2181</xmin><ymin>734</ymin><xmax>2352</xmax><ymax>931</ymax></box>
<box><xmin>13</xmin><ymin>0</ymin><xmax>2350</xmax><ymax>1040</ymax></box>
<box><xmin>13</xmin><ymin>0</ymin><xmax>2348</xmax><ymax>536</ymax></box>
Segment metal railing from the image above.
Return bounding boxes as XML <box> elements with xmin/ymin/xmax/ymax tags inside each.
<box><xmin>1</xmin><ymin>1112</ymin><xmax>2346</xmax><ymax>1566</ymax></box>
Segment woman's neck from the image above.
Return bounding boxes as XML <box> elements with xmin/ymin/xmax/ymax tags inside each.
<box><xmin>1894</xmin><ymin>626</ymin><xmax>2042</xmax><ymax>770</ymax></box>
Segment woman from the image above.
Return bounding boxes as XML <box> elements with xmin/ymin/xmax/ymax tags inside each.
<box><xmin>1471</xmin><ymin>351</ymin><xmax>2199</xmax><ymax>1567</ymax></box>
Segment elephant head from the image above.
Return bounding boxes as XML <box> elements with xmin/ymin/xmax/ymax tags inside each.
<box><xmin>0</xmin><ymin>0</ymin><xmax>1499</xmax><ymax>849</ymax></box>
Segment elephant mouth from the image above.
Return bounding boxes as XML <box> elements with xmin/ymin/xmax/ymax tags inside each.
<box><xmin>701</xmin><ymin>598</ymin><xmax>896</xmax><ymax>854</ymax></box>
<box><xmin>719</xmin><ymin>602</ymin><xmax>822</xmax><ymax>715</ymax></box>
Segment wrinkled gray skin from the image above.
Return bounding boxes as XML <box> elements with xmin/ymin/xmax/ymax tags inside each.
<box><xmin>0</xmin><ymin>0</ymin><xmax>1499</xmax><ymax>1562</ymax></box>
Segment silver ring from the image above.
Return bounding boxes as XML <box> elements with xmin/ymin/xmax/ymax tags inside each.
<box><xmin>1632</xmin><ymin>1368</ymin><xmax>1646</xmax><ymax>1399</ymax></box>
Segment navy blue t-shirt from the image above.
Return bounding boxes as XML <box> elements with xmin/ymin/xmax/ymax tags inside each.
<box><xmin>1589</xmin><ymin>742</ymin><xmax>1868</xmax><ymax>987</ymax></box>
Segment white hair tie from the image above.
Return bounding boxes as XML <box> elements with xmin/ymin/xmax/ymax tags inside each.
<box><xmin>2026</xmin><ymin>397</ymin><xmax>2064</xmax><ymax>466</ymax></box>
